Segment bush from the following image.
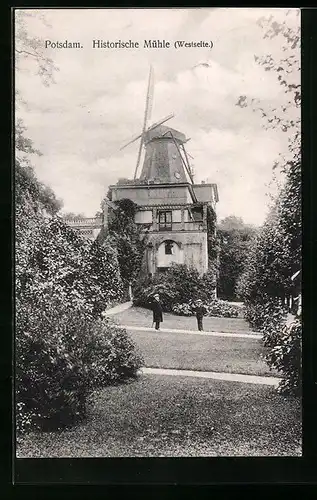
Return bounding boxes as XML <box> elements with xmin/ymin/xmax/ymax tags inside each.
<box><xmin>15</xmin><ymin>162</ymin><xmax>141</xmax><ymax>435</ymax></box>
<box><xmin>87</xmin><ymin>320</ymin><xmax>143</xmax><ymax>385</ymax></box>
<box><xmin>236</xmin><ymin>152</ymin><xmax>301</xmax><ymax>394</ymax></box>
<box><xmin>172</xmin><ymin>299</ymin><xmax>242</xmax><ymax>318</ymax></box>
<box><xmin>133</xmin><ymin>264</ymin><xmax>216</xmax><ymax>312</ymax></box>
<box><xmin>133</xmin><ymin>279</ymin><xmax>180</xmax><ymax>312</ymax></box>
<box><xmin>243</xmin><ymin>296</ymin><xmax>287</xmax><ymax>334</ymax></box>
<box><xmin>16</xmin><ymin>293</ymin><xmax>143</xmax><ymax>433</ymax></box>
<box><xmin>205</xmin><ymin>300</ymin><xmax>241</xmax><ymax>318</ymax></box>
<box><xmin>264</xmin><ymin>318</ymin><xmax>302</xmax><ymax>396</ymax></box>
<box><xmin>171</xmin><ymin>303</ymin><xmax>193</xmax><ymax>316</ymax></box>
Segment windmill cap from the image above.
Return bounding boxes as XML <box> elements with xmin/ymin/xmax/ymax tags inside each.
<box><xmin>144</xmin><ymin>124</ymin><xmax>186</xmax><ymax>144</ymax></box>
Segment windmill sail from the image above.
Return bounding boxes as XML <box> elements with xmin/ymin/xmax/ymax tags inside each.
<box><xmin>134</xmin><ymin>65</ymin><xmax>154</xmax><ymax>179</ymax></box>
<box><xmin>120</xmin><ymin>113</ymin><xmax>174</xmax><ymax>151</ymax></box>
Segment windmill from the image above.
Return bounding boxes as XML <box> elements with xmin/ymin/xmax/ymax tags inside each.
<box><xmin>120</xmin><ymin>66</ymin><xmax>194</xmax><ymax>184</ymax></box>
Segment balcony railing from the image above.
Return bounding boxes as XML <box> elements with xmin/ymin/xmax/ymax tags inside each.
<box><xmin>156</xmin><ymin>221</ymin><xmax>205</xmax><ymax>232</ymax></box>
<box><xmin>64</xmin><ymin>217</ymin><xmax>103</xmax><ymax>227</ymax></box>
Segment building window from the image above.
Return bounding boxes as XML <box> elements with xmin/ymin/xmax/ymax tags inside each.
<box><xmin>165</xmin><ymin>241</ymin><xmax>174</xmax><ymax>255</ymax></box>
<box><xmin>158</xmin><ymin>210</ymin><xmax>172</xmax><ymax>231</ymax></box>
<box><xmin>189</xmin><ymin>207</ymin><xmax>203</xmax><ymax>221</ymax></box>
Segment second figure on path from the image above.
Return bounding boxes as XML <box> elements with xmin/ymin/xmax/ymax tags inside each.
<box><xmin>152</xmin><ymin>293</ymin><xmax>163</xmax><ymax>331</ymax></box>
<box><xmin>194</xmin><ymin>299</ymin><xmax>207</xmax><ymax>331</ymax></box>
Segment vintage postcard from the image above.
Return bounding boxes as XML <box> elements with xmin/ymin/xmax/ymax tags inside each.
<box><xmin>15</xmin><ymin>7</ymin><xmax>301</xmax><ymax>462</ymax></box>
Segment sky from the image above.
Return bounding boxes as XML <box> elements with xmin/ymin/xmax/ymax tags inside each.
<box><xmin>16</xmin><ymin>8</ymin><xmax>300</xmax><ymax>225</ymax></box>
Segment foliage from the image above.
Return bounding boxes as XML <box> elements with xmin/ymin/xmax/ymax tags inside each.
<box><xmin>236</xmin><ymin>10</ymin><xmax>300</xmax><ymax>139</ymax></box>
<box><xmin>62</xmin><ymin>212</ymin><xmax>86</xmax><ymax>220</ymax></box>
<box><xmin>217</xmin><ymin>216</ymin><xmax>258</xmax><ymax>300</ymax></box>
<box><xmin>16</xmin><ymin>155</ymin><xmax>139</xmax><ymax>434</ymax></box>
<box><xmin>237</xmin><ymin>154</ymin><xmax>301</xmax><ymax>322</ymax></box>
<box><xmin>264</xmin><ymin>318</ymin><xmax>302</xmax><ymax>396</ymax></box>
<box><xmin>164</xmin><ymin>265</ymin><xmax>206</xmax><ymax>304</ymax></box>
<box><xmin>88</xmin><ymin>237</ymin><xmax>125</xmax><ymax>311</ymax></box>
<box><xmin>237</xmin><ymin>155</ymin><xmax>301</xmax><ymax>393</ymax></box>
<box><xmin>133</xmin><ymin>264</ymin><xmax>225</xmax><ymax>313</ymax></box>
<box><xmin>15</xmin><ymin>10</ymin><xmax>59</xmax><ymax>87</ymax></box>
<box><xmin>236</xmin><ymin>11</ymin><xmax>301</xmax><ymax>394</ymax></box>
<box><xmin>172</xmin><ymin>299</ymin><xmax>242</xmax><ymax>319</ymax></box>
<box><xmin>15</xmin><ymin>11</ymin><xmax>142</xmax><ymax>433</ymax></box>
<box><xmin>133</xmin><ymin>264</ymin><xmax>205</xmax><ymax>312</ymax></box>
<box><xmin>133</xmin><ymin>273</ymin><xmax>182</xmax><ymax>313</ymax></box>
<box><xmin>16</xmin><ymin>293</ymin><xmax>143</xmax><ymax>433</ymax></box>
<box><xmin>107</xmin><ymin>198</ymin><xmax>150</xmax><ymax>289</ymax></box>
<box><xmin>206</xmin><ymin>205</ymin><xmax>219</xmax><ymax>262</ymax></box>
<box><xmin>201</xmin><ymin>265</ymin><xmax>217</xmax><ymax>300</ymax></box>
<box><xmin>17</xmin><ymin>210</ymin><xmax>124</xmax><ymax>318</ymax></box>
<box><xmin>16</xmin><ymin>159</ymin><xmax>63</xmax><ymax>215</ymax></box>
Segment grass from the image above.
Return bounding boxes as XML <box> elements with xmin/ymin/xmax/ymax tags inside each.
<box><xmin>17</xmin><ymin>375</ymin><xmax>302</xmax><ymax>458</ymax></box>
<box><xmin>127</xmin><ymin>329</ymin><xmax>278</xmax><ymax>377</ymax></box>
<box><xmin>113</xmin><ymin>306</ymin><xmax>256</xmax><ymax>333</ymax></box>
<box><xmin>16</xmin><ymin>306</ymin><xmax>299</xmax><ymax>458</ymax></box>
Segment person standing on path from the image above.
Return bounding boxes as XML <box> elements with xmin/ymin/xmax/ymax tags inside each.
<box><xmin>194</xmin><ymin>299</ymin><xmax>207</xmax><ymax>331</ymax></box>
<box><xmin>151</xmin><ymin>293</ymin><xmax>163</xmax><ymax>331</ymax></box>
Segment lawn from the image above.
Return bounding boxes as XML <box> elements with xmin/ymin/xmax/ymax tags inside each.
<box><xmin>127</xmin><ymin>329</ymin><xmax>278</xmax><ymax>377</ymax></box>
<box><xmin>17</xmin><ymin>374</ymin><xmax>302</xmax><ymax>457</ymax></box>
<box><xmin>113</xmin><ymin>306</ymin><xmax>256</xmax><ymax>334</ymax></box>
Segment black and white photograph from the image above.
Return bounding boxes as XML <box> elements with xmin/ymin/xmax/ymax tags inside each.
<box><xmin>15</xmin><ymin>7</ymin><xmax>301</xmax><ymax>459</ymax></box>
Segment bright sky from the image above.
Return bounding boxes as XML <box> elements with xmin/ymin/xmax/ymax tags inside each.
<box><xmin>16</xmin><ymin>8</ymin><xmax>300</xmax><ymax>225</ymax></box>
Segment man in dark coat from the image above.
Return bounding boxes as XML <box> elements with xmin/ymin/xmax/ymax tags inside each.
<box><xmin>193</xmin><ymin>299</ymin><xmax>206</xmax><ymax>331</ymax></box>
<box><xmin>152</xmin><ymin>293</ymin><xmax>163</xmax><ymax>331</ymax></box>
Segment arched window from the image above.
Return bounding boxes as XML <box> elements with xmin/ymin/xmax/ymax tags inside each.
<box><xmin>165</xmin><ymin>240</ymin><xmax>174</xmax><ymax>255</ymax></box>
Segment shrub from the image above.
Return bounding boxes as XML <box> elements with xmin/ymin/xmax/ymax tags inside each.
<box><xmin>243</xmin><ymin>296</ymin><xmax>287</xmax><ymax>335</ymax></box>
<box><xmin>264</xmin><ymin>318</ymin><xmax>302</xmax><ymax>396</ymax></box>
<box><xmin>205</xmin><ymin>300</ymin><xmax>241</xmax><ymax>318</ymax></box>
<box><xmin>133</xmin><ymin>264</ymin><xmax>217</xmax><ymax>312</ymax></box>
<box><xmin>172</xmin><ymin>299</ymin><xmax>243</xmax><ymax>318</ymax></box>
<box><xmin>89</xmin><ymin>236</ymin><xmax>125</xmax><ymax>311</ymax></box>
<box><xmin>16</xmin><ymin>293</ymin><xmax>143</xmax><ymax>433</ymax></box>
<box><xmin>133</xmin><ymin>277</ymin><xmax>180</xmax><ymax>312</ymax></box>
<box><xmin>166</xmin><ymin>265</ymin><xmax>205</xmax><ymax>304</ymax></box>
<box><xmin>171</xmin><ymin>303</ymin><xmax>193</xmax><ymax>316</ymax></box>
<box><xmin>15</xmin><ymin>163</ymin><xmax>141</xmax><ymax>435</ymax></box>
<box><xmin>87</xmin><ymin>320</ymin><xmax>143</xmax><ymax>386</ymax></box>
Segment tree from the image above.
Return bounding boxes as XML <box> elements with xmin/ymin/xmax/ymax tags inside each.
<box><xmin>15</xmin><ymin>10</ymin><xmax>59</xmax><ymax>87</ymax></box>
<box><xmin>217</xmin><ymin>216</ymin><xmax>258</xmax><ymax>300</ymax></box>
<box><xmin>236</xmin><ymin>11</ymin><xmax>301</xmax><ymax>394</ymax></box>
<box><xmin>15</xmin><ymin>13</ymin><xmax>141</xmax><ymax>433</ymax></box>
<box><xmin>236</xmin><ymin>11</ymin><xmax>301</xmax><ymax>309</ymax></box>
<box><xmin>62</xmin><ymin>212</ymin><xmax>86</xmax><ymax>220</ymax></box>
<box><xmin>15</xmin><ymin>11</ymin><xmax>63</xmax><ymax>214</ymax></box>
<box><xmin>106</xmin><ymin>199</ymin><xmax>150</xmax><ymax>290</ymax></box>
<box><xmin>236</xmin><ymin>10</ymin><xmax>300</xmax><ymax>163</ymax></box>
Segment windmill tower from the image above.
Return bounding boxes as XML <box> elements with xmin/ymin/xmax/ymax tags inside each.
<box><xmin>107</xmin><ymin>67</ymin><xmax>219</xmax><ymax>278</ymax></box>
<box><xmin>120</xmin><ymin>66</ymin><xmax>195</xmax><ymax>185</ymax></box>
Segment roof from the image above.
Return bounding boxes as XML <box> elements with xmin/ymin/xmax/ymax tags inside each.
<box><xmin>144</xmin><ymin>124</ymin><xmax>187</xmax><ymax>144</ymax></box>
<box><xmin>193</xmin><ymin>183</ymin><xmax>219</xmax><ymax>203</ymax></box>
